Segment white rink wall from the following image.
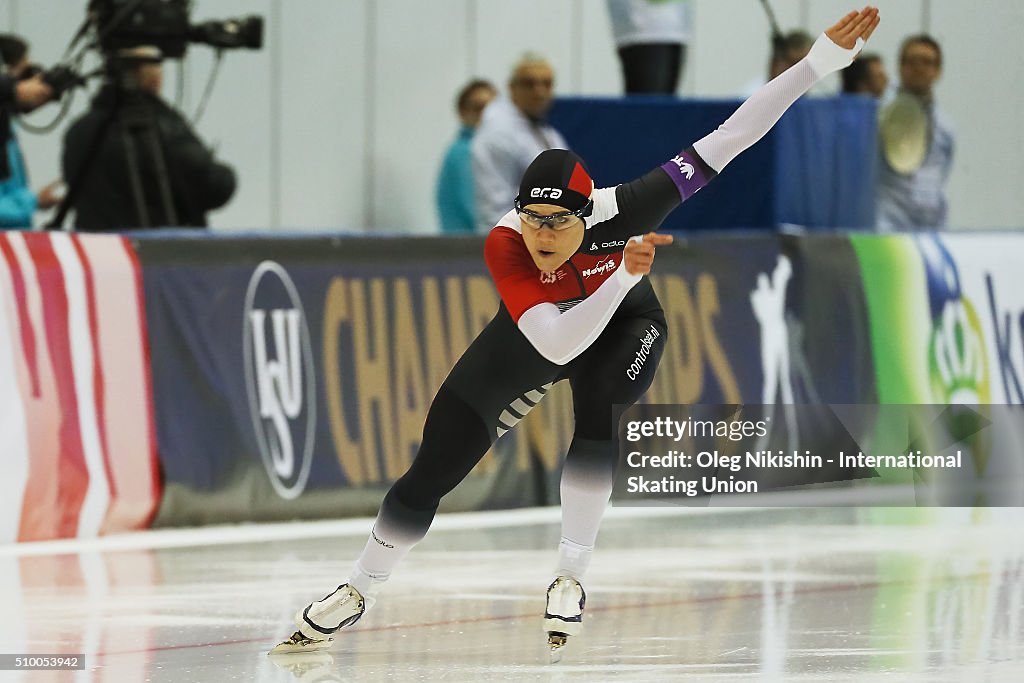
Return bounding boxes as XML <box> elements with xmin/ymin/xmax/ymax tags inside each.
<box><xmin>6</xmin><ymin>0</ymin><xmax>1022</xmax><ymax>232</ymax></box>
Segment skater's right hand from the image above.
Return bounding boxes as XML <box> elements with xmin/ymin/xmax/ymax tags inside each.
<box><xmin>624</xmin><ymin>232</ymin><xmax>673</xmax><ymax>277</ymax></box>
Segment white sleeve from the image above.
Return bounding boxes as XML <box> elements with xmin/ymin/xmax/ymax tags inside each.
<box><xmin>589</xmin><ymin>186</ymin><xmax>620</xmax><ymax>224</ymax></box>
<box><xmin>693</xmin><ymin>33</ymin><xmax>864</xmax><ymax>173</ymax></box>
<box><xmin>517</xmin><ymin>259</ymin><xmax>642</xmax><ymax>365</ymax></box>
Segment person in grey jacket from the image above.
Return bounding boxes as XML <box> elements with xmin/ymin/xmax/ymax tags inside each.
<box><xmin>472</xmin><ymin>54</ymin><xmax>567</xmax><ymax>233</ymax></box>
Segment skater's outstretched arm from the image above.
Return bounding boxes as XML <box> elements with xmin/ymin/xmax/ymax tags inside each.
<box><xmin>494</xmin><ymin>7</ymin><xmax>880</xmax><ymax>365</ymax></box>
<box><xmin>582</xmin><ymin>6</ymin><xmax>881</xmax><ymax>252</ymax></box>
<box><xmin>691</xmin><ymin>7</ymin><xmax>880</xmax><ymax>173</ymax></box>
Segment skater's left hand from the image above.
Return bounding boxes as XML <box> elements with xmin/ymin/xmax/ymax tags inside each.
<box><xmin>624</xmin><ymin>232</ymin><xmax>674</xmax><ymax>277</ymax></box>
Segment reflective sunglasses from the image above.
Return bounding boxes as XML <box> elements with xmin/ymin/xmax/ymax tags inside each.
<box><xmin>514</xmin><ymin>198</ymin><xmax>592</xmax><ymax>231</ymax></box>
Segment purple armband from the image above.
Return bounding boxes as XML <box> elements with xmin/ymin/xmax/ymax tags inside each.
<box><xmin>660</xmin><ymin>149</ymin><xmax>714</xmax><ymax>202</ymax></box>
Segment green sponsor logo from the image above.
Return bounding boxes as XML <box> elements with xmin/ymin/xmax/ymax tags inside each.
<box><xmin>927</xmin><ymin>297</ymin><xmax>990</xmax><ymax>404</ymax></box>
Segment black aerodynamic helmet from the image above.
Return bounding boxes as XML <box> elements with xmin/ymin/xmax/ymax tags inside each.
<box><xmin>515</xmin><ymin>149</ymin><xmax>594</xmax><ymax>218</ymax></box>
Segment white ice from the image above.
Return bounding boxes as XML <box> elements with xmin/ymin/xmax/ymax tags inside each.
<box><xmin>1</xmin><ymin>504</ymin><xmax>1023</xmax><ymax>682</ymax></box>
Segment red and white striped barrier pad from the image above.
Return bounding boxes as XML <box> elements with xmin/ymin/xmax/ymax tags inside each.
<box><xmin>0</xmin><ymin>232</ymin><xmax>160</xmax><ymax>542</ymax></box>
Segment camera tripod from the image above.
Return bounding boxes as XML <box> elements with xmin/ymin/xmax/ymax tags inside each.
<box><xmin>48</xmin><ymin>65</ymin><xmax>179</xmax><ymax>231</ymax></box>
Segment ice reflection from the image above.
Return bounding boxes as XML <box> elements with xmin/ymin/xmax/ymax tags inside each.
<box><xmin>0</xmin><ymin>507</ymin><xmax>1022</xmax><ymax>682</ymax></box>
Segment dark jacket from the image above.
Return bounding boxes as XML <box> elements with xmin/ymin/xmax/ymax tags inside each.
<box><xmin>62</xmin><ymin>85</ymin><xmax>236</xmax><ymax>230</ymax></box>
<box><xmin>1</xmin><ymin>74</ymin><xmax>15</xmax><ymax>181</ymax></box>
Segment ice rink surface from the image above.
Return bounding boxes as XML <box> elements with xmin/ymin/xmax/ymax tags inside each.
<box><xmin>2</xmin><ymin>505</ymin><xmax>1024</xmax><ymax>682</ymax></box>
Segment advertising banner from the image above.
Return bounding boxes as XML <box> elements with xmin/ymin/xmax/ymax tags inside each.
<box><xmin>933</xmin><ymin>233</ymin><xmax>1024</xmax><ymax>405</ymax></box>
<box><xmin>137</xmin><ymin>236</ymin><xmax>543</xmax><ymax>525</ymax></box>
<box><xmin>851</xmin><ymin>233</ymin><xmax>1024</xmax><ymax>499</ymax></box>
<box><xmin>137</xmin><ymin>233</ymin><xmax>878</xmax><ymax>523</ymax></box>
<box><xmin>8</xmin><ymin>230</ymin><xmax>1023</xmax><ymax>540</ymax></box>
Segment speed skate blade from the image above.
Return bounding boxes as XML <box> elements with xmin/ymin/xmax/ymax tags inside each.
<box><xmin>547</xmin><ymin>631</ymin><xmax>568</xmax><ymax>663</ymax></box>
<box><xmin>269</xmin><ymin>630</ymin><xmax>334</xmax><ymax>655</ymax></box>
<box><xmin>267</xmin><ymin>650</ymin><xmax>335</xmax><ymax>680</ymax></box>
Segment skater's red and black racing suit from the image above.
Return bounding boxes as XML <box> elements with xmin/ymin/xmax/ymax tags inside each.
<box><xmin>378</xmin><ymin>147</ymin><xmax>717</xmax><ymax>535</ymax></box>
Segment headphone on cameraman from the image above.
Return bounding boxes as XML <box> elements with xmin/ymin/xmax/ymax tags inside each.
<box><xmin>0</xmin><ymin>34</ymin><xmax>29</xmax><ymax>77</ymax></box>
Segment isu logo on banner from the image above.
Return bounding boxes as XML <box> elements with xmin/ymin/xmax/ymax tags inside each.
<box><xmin>0</xmin><ymin>232</ymin><xmax>159</xmax><ymax>542</ymax></box>
<box><xmin>243</xmin><ymin>261</ymin><xmax>317</xmax><ymax>500</ymax></box>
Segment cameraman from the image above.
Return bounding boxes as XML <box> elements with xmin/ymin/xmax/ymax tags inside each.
<box><xmin>62</xmin><ymin>47</ymin><xmax>236</xmax><ymax>231</ymax></box>
<box><xmin>1</xmin><ymin>33</ymin><xmax>61</xmax><ymax>229</ymax></box>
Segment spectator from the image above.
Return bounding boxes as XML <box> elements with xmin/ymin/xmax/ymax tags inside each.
<box><xmin>606</xmin><ymin>0</ymin><xmax>693</xmax><ymax>95</ymax></box>
<box><xmin>436</xmin><ymin>79</ymin><xmax>496</xmax><ymax>234</ymax></box>
<box><xmin>769</xmin><ymin>30</ymin><xmax>814</xmax><ymax>81</ymax></box>
<box><xmin>0</xmin><ymin>33</ymin><xmax>60</xmax><ymax>229</ymax></box>
<box><xmin>62</xmin><ymin>47</ymin><xmax>236</xmax><ymax>231</ymax></box>
<box><xmin>740</xmin><ymin>30</ymin><xmax>814</xmax><ymax>96</ymax></box>
<box><xmin>876</xmin><ymin>35</ymin><xmax>953</xmax><ymax>230</ymax></box>
<box><xmin>841</xmin><ymin>53</ymin><xmax>888</xmax><ymax>96</ymax></box>
<box><xmin>472</xmin><ymin>54</ymin><xmax>568</xmax><ymax>232</ymax></box>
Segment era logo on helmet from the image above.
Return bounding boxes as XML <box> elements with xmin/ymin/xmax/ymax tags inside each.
<box><xmin>530</xmin><ymin>187</ymin><xmax>562</xmax><ymax>199</ymax></box>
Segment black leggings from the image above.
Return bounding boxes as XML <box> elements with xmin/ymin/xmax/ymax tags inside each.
<box><xmin>387</xmin><ymin>313</ymin><xmax>667</xmax><ymax>519</ymax></box>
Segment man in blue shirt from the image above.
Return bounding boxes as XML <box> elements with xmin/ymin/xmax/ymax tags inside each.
<box><xmin>877</xmin><ymin>35</ymin><xmax>954</xmax><ymax>230</ymax></box>
<box><xmin>436</xmin><ymin>79</ymin><xmax>496</xmax><ymax>234</ymax></box>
